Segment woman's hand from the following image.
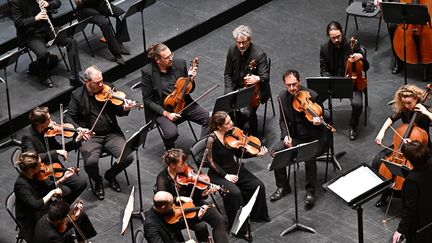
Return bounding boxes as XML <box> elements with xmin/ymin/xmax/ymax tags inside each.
<box><xmin>225</xmin><ymin>174</ymin><xmax>238</xmax><ymax>183</ymax></box>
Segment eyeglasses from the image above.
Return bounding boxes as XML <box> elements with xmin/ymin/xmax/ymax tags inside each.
<box><xmin>161</xmin><ymin>53</ymin><xmax>174</xmax><ymax>61</ymax></box>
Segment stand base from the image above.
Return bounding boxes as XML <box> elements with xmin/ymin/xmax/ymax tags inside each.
<box><xmin>280</xmin><ymin>221</ymin><xmax>317</xmax><ymax>236</ymax></box>
<box><xmin>0</xmin><ymin>136</ymin><xmax>21</xmax><ymax>149</ymax></box>
<box><xmin>132</xmin><ymin>210</ymin><xmax>145</xmax><ymax>223</ymax></box>
<box><xmin>316</xmin><ymin>151</ymin><xmax>346</xmax><ymax>171</ymax></box>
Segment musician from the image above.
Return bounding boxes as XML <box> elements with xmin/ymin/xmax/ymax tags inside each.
<box><xmin>64</xmin><ymin>65</ymin><xmax>134</xmax><ymax>200</ymax></box>
<box><xmin>10</xmin><ymin>0</ymin><xmax>82</xmax><ymax>88</ymax></box>
<box><xmin>75</xmin><ymin>0</ymin><xmax>130</xmax><ymax>65</ymax></box>
<box><xmin>269</xmin><ymin>70</ymin><xmax>328</xmax><ymax>209</ymax></box>
<box><xmin>155</xmin><ymin>149</ymin><xmax>229</xmax><ymax>243</ymax></box>
<box><xmin>144</xmin><ymin>191</ymin><xmax>202</xmax><ymax>243</ymax></box>
<box><xmin>205</xmin><ymin>111</ymin><xmax>270</xmax><ymax>241</ymax></box>
<box><xmin>141</xmin><ymin>43</ymin><xmax>210</xmax><ymax>149</ymax></box>
<box><xmin>13</xmin><ymin>152</ymin><xmax>72</xmax><ymax>243</ymax></box>
<box><xmin>224</xmin><ymin>25</ymin><xmax>270</xmax><ymax>136</ymax></box>
<box><xmin>373</xmin><ymin>84</ymin><xmax>432</xmax><ymax>207</ymax></box>
<box><xmin>21</xmin><ymin>106</ymin><xmax>87</xmax><ymax>203</ymax></box>
<box><xmin>392</xmin><ymin>141</ymin><xmax>432</xmax><ymax>243</ymax></box>
<box><xmin>320</xmin><ymin>20</ymin><xmax>369</xmax><ymax>140</ymax></box>
<box><xmin>34</xmin><ymin>200</ymin><xmax>97</xmax><ymax>243</ymax></box>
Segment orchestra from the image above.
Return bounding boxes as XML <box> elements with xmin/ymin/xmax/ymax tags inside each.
<box><xmin>5</xmin><ymin>1</ymin><xmax>432</xmax><ymax>242</ymax></box>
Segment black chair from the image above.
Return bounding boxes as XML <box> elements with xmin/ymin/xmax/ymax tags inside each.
<box><xmin>344</xmin><ymin>0</ymin><xmax>382</xmax><ymax>51</ymax></box>
<box><xmin>10</xmin><ymin>147</ymin><xmax>22</xmax><ymax>174</ymax></box>
<box><xmin>261</xmin><ymin>57</ymin><xmax>276</xmax><ymax>134</ymax></box>
<box><xmin>5</xmin><ymin>192</ymin><xmax>25</xmax><ymax>243</ymax></box>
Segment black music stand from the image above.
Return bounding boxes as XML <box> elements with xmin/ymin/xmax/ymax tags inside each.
<box><xmin>117</xmin><ymin>122</ymin><xmax>153</xmax><ymax>222</ymax></box>
<box><xmin>120</xmin><ymin>0</ymin><xmax>156</xmax><ymax>50</ymax></box>
<box><xmin>381</xmin><ymin>2</ymin><xmax>430</xmax><ymax>85</ymax></box>
<box><xmin>306</xmin><ymin>77</ymin><xmax>353</xmax><ymax>173</ymax></box>
<box><xmin>231</xmin><ymin>186</ymin><xmax>261</xmax><ymax>243</ymax></box>
<box><xmin>213</xmin><ymin>86</ymin><xmax>255</xmax><ymax>123</ymax></box>
<box><xmin>0</xmin><ymin>49</ymin><xmax>24</xmax><ymax>148</ymax></box>
<box><xmin>48</xmin><ymin>17</ymin><xmax>92</xmax><ymax>47</ymax></box>
<box><xmin>269</xmin><ymin>140</ymin><xmax>321</xmax><ymax>236</ymax></box>
<box><xmin>323</xmin><ymin>163</ymin><xmax>393</xmax><ymax>243</ymax></box>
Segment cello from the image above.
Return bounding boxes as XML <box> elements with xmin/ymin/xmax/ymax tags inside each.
<box><xmin>392</xmin><ymin>0</ymin><xmax>432</xmax><ymax>64</ymax></box>
<box><xmin>244</xmin><ymin>59</ymin><xmax>261</xmax><ymax>108</ymax></box>
<box><xmin>345</xmin><ymin>37</ymin><xmax>367</xmax><ymax>91</ymax></box>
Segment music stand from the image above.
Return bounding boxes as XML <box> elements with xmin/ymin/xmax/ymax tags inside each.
<box><xmin>117</xmin><ymin>122</ymin><xmax>153</xmax><ymax>222</ymax></box>
<box><xmin>323</xmin><ymin>163</ymin><xmax>393</xmax><ymax>243</ymax></box>
<box><xmin>0</xmin><ymin>49</ymin><xmax>24</xmax><ymax>148</ymax></box>
<box><xmin>48</xmin><ymin>17</ymin><xmax>92</xmax><ymax>47</ymax></box>
<box><xmin>119</xmin><ymin>0</ymin><xmax>156</xmax><ymax>50</ymax></box>
<box><xmin>381</xmin><ymin>2</ymin><xmax>430</xmax><ymax>85</ymax></box>
<box><xmin>213</xmin><ymin>86</ymin><xmax>254</xmax><ymax>123</ymax></box>
<box><xmin>269</xmin><ymin>140</ymin><xmax>320</xmax><ymax>236</ymax></box>
<box><xmin>230</xmin><ymin>186</ymin><xmax>260</xmax><ymax>243</ymax></box>
<box><xmin>306</xmin><ymin>77</ymin><xmax>354</xmax><ymax>173</ymax></box>
<box><xmin>121</xmin><ymin>187</ymin><xmax>138</xmax><ymax>243</ymax></box>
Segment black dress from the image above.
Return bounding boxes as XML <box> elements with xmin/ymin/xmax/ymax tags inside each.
<box><xmin>205</xmin><ymin>133</ymin><xmax>269</xmax><ymax>231</ymax></box>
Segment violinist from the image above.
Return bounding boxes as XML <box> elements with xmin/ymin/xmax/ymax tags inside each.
<box><xmin>373</xmin><ymin>84</ymin><xmax>432</xmax><ymax>207</ymax></box>
<box><xmin>224</xmin><ymin>25</ymin><xmax>269</xmax><ymax>136</ymax></box>
<box><xmin>206</xmin><ymin>111</ymin><xmax>270</xmax><ymax>241</ymax></box>
<box><xmin>64</xmin><ymin>65</ymin><xmax>134</xmax><ymax>200</ymax></box>
<box><xmin>269</xmin><ymin>70</ymin><xmax>328</xmax><ymax>209</ymax></box>
<box><xmin>34</xmin><ymin>200</ymin><xmax>97</xmax><ymax>243</ymax></box>
<box><xmin>155</xmin><ymin>149</ymin><xmax>229</xmax><ymax>243</ymax></box>
<box><xmin>21</xmin><ymin>106</ymin><xmax>87</xmax><ymax>204</ymax></box>
<box><xmin>392</xmin><ymin>141</ymin><xmax>432</xmax><ymax>243</ymax></box>
<box><xmin>320</xmin><ymin>20</ymin><xmax>369</xmax><ymax>140</ymax></box>
<box><xmin>141</xmin><ymin>43</ymin><xmax>210</xmax><ymax>149</ymax></box>
<box><xmin>144</xmin><ymin>191</ymin><xmax>201</xmax><ymax>243</ymax></box>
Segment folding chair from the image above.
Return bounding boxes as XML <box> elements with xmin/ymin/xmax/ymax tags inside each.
<box><xmin>5</xmin><ymin>192</ymin><xmax>25</xmax><ymax>243</ymax></box>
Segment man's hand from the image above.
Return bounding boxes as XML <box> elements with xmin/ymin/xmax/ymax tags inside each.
<box><xmin>244</xmin><ymin>74</ymin><xmax>260</xmax><ymax>85</ymax></box>
<box><xmin>257</xmin><ymin>146</ymin><xmax>267</xmax><ymax>156</ymax></box>
<box><xmin>35</xmin><ymin>10</ymin><xmax>48</xmax><ymax>21</ymax></box>
<box><xmin>188</xmin><ymin>66</ymin><xmax>197</xmax><ymax>81</ymax></box>
<box><xmin>283</xmin><ymin>135</ymin><xmax>292</xmax><ymax>148</ymax></box>
<box><xmin>56</xmin><ymin>150</ymin><xmax>68</xmax><ymax>160</ymax></box>
<box><xmin>197</xmin><ymin>205</ymin><xmax>209</xmax><ymax>219</ymax></box>
<box><xmin>348</xmin><ymin>53</ymin><xmax>363</xmax><ymax>62</ymax></box>
<box><xmin>38</xmin><ymin>0</ymin><xmax>49</xmax><ymax>8</ymax></box>
<box><xmin>163</xmin><ymin>111</ymin><xmax>181</xmax><ymax>121</ymax></box>
<box><xmin>392</xmin><ymin>231</ymin><xmax>403</xmax><ymax>243</ymax></box>
<box><xmin>123</xmin><ymin>99</ymin><xmax>135</xmax><ymax>111</ymax></box>
<box><xmin>178</xmin><ymin>196</ymin><xmax>193</xmax><ymax>203</ymax></box>
<box><xmin>77</xmin><ymin>127</ymin><xmax>92</xmax><ymax>141</ymax></box>
<box><xmin>202</xmin><ymin>184</ymin><xmax>218</xmax><ymax>197</ymax></box>
<box><xmin>225</xmin><ymin>174</ymin><xmax>238</xmax><ymax>183</ymax></box>
<box><xmin>312</xmin><ymin>116</ymin><xmax>322</xmax><ymax>126</ymax></box>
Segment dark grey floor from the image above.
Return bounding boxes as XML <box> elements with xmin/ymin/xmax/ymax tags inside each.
<box><xmin>1</xmin><ymin>0</ymin><xmax>430</xmax><ymax>242</ymax></box>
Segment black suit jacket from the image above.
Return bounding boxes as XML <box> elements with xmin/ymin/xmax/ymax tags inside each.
<box><xmin>141</xmin><ymin>58</ymin><xmax>194</xmax><ymax>121</ymax></box>
<box><xmin>144</xmin><ymin>207</ymin><xmax>184</xmax><ymax>243</ymax></box>
<box><xmin>10</xmin><ymin>0</ymin><xmax>60</xmax><ymax>46</ymax></box>
<box><xmin>224</xmin><ymin>43</ymin><xmax>270</xmax><ymax>103</ymax></box>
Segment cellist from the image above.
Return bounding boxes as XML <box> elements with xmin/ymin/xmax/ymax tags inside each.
<box><xmin>373</xmin><ymin>84</ymin><xmax>432</xmax><ymax>207</ymax></box>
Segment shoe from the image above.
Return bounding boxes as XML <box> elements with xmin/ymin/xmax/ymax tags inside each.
<box><xmin>94</xmin><ymin>181</ymin><xmax>105</xmax><ymax>200</ymax></box>
<box><xmin>40</xmin><ymin>78</ymin><xmax>54</xmax><ymax>88</ymax></box>
<box><xmin>349</xmin><ymin>128</ymin><xmax>358</xmax><ymax>141</ymax></box>
<box><xmin>119</xmin><ymin>44</ymin><xmax>130</xmax><ymax>55</ymax></box>
<box><xmin>115</xmin><ymin>56</ymin><xmax>125</xmax><ymax>65</ymax></box>
<box><xmin>392</xmin><ymin>61</ymin><xmax>401</xmax><ymax>74</ymax></box>
<box><xmin>375</xmin><ymin>193</ymin><xmax>388</xmax><ymax>207</ymax></box>
<box><xmin>105</xmin><ymin>175</ymin><xmax>121</xmax><ymax>192</ymax></box>
<box><xmin>270</xmin><ymin>187</ymin><xmax>291</xmax><ymax>202</ymax></box>
<box><xmin>304</xmin><ymin>193</ymin><xmax>315</xmax><ymax>211</ymax></box>
<box><xmin>235</xmin><ymin>232</ymin><xmax>252</xmax><ymax>241</ymax></box>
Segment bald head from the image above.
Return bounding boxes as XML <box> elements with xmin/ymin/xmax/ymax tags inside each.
<box><xmin>153</xmin><ymin>191</ymin><xmax>174</xmax><ymax>214</ymax></box>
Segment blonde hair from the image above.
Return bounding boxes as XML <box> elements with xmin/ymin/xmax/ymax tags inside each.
<box><xmin>393</xmin><ymin>85</ymin><xmax>426</xmax><ymax>113</ymax></box>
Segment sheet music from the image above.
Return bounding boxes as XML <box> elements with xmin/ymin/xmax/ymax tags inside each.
<box><xmin>121</xmin><ymin>186</ymin><xmax>135</xmax><ymax>235</ymax></box>
<box><xmin>327</xmin><ymin>165</ymin><xmax>383</xmax><ymax>203</ymax></box>
<box><xmin>232</xmin><ymin>186</ymin><xmax>260</xmax><ymax>234</ymax></box>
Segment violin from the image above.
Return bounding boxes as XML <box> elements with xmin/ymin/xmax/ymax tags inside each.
<box><xmin>95</xmin><ymin>84</ymin><xmax>143</xmax><ymax>109</ymax></box>
<box><xmin>164</xmin><ymin>57</ymin><xmax>199</xmax><ymax>113</ymax></box>
<box><xmin>244</xmin><ymin>59</ymin><xmax>260</xmax><ymax>108</ymax></box>
<box><xmin>345</xmin><ymin>37</ymin><xmax>367</xmax><ymax>91</ymax></box>
<box><xmin>292</xmin><ymin>90</ymin><xmax>336</xmax><ymax>132</ymax></box>
<box><xmin>224</xmin><ymin>127</ymin><xmax>262</xmax><ymax>155</ymax></box>
<box><xmin>164</xmin><ymin>201</ymin><xmax>215</xmax><ymax>224</ymax></box>
<box><xmin>45</xmin><ymin>122</ymin><xmax>80</xmax><ymax>138</ymax></box>
<box><xmin>176</xmin><ymin>164</ymin><xmax>229</xmax><ymax>197</ymax></box>
<box><xmin>56</xmin><ymin>201</ymin><xmax>83</xmax><ymax>233</ymax></box>
<box><xmin>36</xmin><ymin>162</ymin><xmax>79</xmax><ymax>181</ymax></box>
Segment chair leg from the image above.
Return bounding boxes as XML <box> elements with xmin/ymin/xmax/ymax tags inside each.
<box><xmin>270</xmin><ymin>95</ymin><xmax>276</xmax><ymax>116</ymax></box>
<box><xmin>91</xmin><ymin>23</ymin><xmax>96</xmax><ymax>34</ymax></box>
<box><xmin>364</xmin><ymin>89</ymin><xmax>368</xmax><ymax>126</ymax></box>
<box><xmin>344</xmin><ymin>14</ymin><xmax>349</xmax><ymax>36</ymax></box>
<box><xmin>375</xmin><ymin>15</ymin><xmax>382</xmax><ymax>51</ymax></box>
<box><xmin>187</xmin><ymin>121</ymin><xmax>198</xmax><ymax>142</ymax></box>
<box><xmin>325</xmin><ymin>148</ymin><xmax>330</xmax><ymax>182</ymax></box>
<box><xmin>262</xmin><ymin>102</ymin><xmax>268</xmax><ymax>135</ymax></box>
<box><xmin>82</xmin><ymin>30</ymin><xmax>95</xmax><ymax>57</ymax></box>
<box><xmin>354</xmin><ymin>16</ymin><xmax>359</xmax><ymax>30</ymax></box>
<box><xmin>57</xmin><ymin>46</ymin><xmax>70</xmax><ymax>72</ymax></box>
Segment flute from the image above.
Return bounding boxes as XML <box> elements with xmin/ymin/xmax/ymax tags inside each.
<box><xmin>37</xmin><ymin>0</ymin><xmax>57</xmax><ymax>38</ymax></box>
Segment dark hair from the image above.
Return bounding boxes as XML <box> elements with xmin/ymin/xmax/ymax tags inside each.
<box><xmin>29</xmin><ymin>106</ymin><xmax>49</xmax><ymax>126</ymax></box>
<box><xmin>16</xmin><ymin>151</ymin><xmax>40</xmax><ymax>172</ymax></box>
<box><xmin>48</xmin><ymin>200</ymin><xmax>70</xmax><ymax>222</ymax></box>
<box><xmin>147</xmin><ymin>43</ymin><xmax>168</xmax><ymax>60</ymax></box>
<box><xmin>326</xmin><ymin>21</ymin><xmax>343</xmax><ymax>36</ymax></box>
<box><xmin>209</xmin><ymin>111</ymin><xmax>228</xmax><ymax>131</ymax></box>
<box><xmin>163</xmin><ymin>148</ymin><xmax>186</xmax><ymax>166</ymax></box>
<box><xmin>282</xmin><ymin>69</ymin><xmax>300</xmax><ymax>83</ymax></box>
<box><xmin>401</xmin><ymin>140</ymin><xmax>430</xmax><ymax>168</ymax></box>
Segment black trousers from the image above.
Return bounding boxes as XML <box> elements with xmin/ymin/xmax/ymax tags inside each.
<box><xmin>27</xmin><ymin>37</ymin><xmax>81</xmax><ymax>81</ymax></box>
<box><xmin>60</xmin><ymin>173</ymin><xmax>87</xmax><ymax>205</ymax></box>
<box><xmin>77</xmin><ymin>3</ymin><xmax>130</xmax><ymax>57</ymax></box>
<box><xmin>155</xmin><ymin>102</ymin><xmax>210</xmax><ymax>149</ymax></box>
<box><xmin>350</xmin><ymin>90</ymin><xmax>363</xmax><ymax>129</ymax></box>
<box><xmin>79</xmin><ymin>132</ymin><xmax>134</xmax><ymax>183</ymax></box>
<box><xmin>187</xmin><ymin>206</ymin><xmax>228</xmax><ymax>243</ymax></box>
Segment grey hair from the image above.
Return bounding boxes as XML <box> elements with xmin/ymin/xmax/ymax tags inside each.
<box><xmin>232</xmin><ymin>25</ymin><xmax>252</xmax><ymax>40</ymax></box>
<box><xmin>84</xmin><ymin>65</ymin><xmax>102</xmax><ymax>81</ymax></box>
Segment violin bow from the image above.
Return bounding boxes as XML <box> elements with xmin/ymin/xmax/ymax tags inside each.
<box><xmin>190</xmin><ymin>147</ymin><xmax>209</xmax><ymax>198</ymax></box>
<box><xmin>173</xmin><ymin>183</ymin><xmax>194</xmax><ymax>241</ymax></box>
<box><xmin>236</xmin><ymin>143</ymin><xmax>246</xmax><ymax>177</ymax></box>
<box><xmin>67</xmin><ymin>203</ymin><xmax>90</xmax><ymax>243</ymax></box>
<box><xmin>178</xmin><ymin>84</ymin><xmax>218</xmax><ymax>115</ymax></box>
<box><xmin>278</xmin><ymin>96</ymin><xmax>291</xmax><ymax>139</ymax></box>
<box><xmin>89</xmin><ymin>91</ymin><xmax>111</xmax><ymax>134</ymax></box>
<box><xmin>59</xmin><ymin>104</ymin><xmax>67</xmax><ymax>163</ymax></box>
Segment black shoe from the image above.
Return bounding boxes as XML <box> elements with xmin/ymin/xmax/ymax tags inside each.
<box><xmin>392</xmin><ymin>61</ymin><xmax>401</xmax><ymax>74</ymax></box>
<box><xmin>375</xmin><ymin>194</ymin><xmax>388</xmax><ymax>207</ymax></box>
<box><xmin>115</xmin><ymin>56</ymin><xmax>125</xmax><ymax>65</ymax></box>
<box><xmin>349</xmin><ymin>128</ymin><xmax>358</xmax><ymax>141</ymax></box>
<box><xmin>119</xmin><ymin>44</ymin><xmax>130</xmax><ymax>55</ymax></box>
<box><xmin>94</xmin><ymin>181</ymin><xmax>105</xmax><ymax>200</ymax></box>
<box><xmin>105</xmin><ymin>175</ymin><xmax>121</xmax><ymax>192</ymax></box>
<box><xmin>304</xmin><ymin>193</ymin><xmax>315</xmax><ymax>211</ymax></box>
<box><xmin>40</xmin><ymin>78</ymin><xmax>54</xmax><ymax>88</ymax></box>
<box><xmin>270</xmin><ymin>187</ymin><xmax>291</xmax><ymax>202</ymax></box>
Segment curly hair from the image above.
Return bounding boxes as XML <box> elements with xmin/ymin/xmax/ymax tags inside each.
<box><xmin>393</xmin><ymin>85</ymin><xmax>426</xmax><ymax>113</ymax></box>
<box><xmin>232</xmin><ymin>25</ymin><xmax>252</xmax><ymax>40</ymax></box>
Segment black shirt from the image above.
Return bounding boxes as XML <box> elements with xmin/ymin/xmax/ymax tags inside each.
<box><xmin>88</xmin><ymin>94</ymin><xmax>115</xmax><ymax>135</ymax></box>
<box><xmin>160</xmin><ymin>69</ymin><xmax>177</xmax><ymax>98</ymax></box>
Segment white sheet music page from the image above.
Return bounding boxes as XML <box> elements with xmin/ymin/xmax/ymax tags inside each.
<box><xmin>327</xmin><ymin>165</ymin><xmax>383</xmax><ymax>203</ymax></box>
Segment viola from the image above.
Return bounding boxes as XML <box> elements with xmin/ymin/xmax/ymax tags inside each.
<box><xmin>56</xmin><ymin>201</ymin><xmax>83</xmax><ymax>233</ymax></box>
<box><xmin>163</xmin><ymin>57</ymin><xmax>199</xmax><ymax>113</ymax></box>
<box><xmin>45</xmin><ymin>122</ymin><xmax>79</xmax><ymax>138</ymax></box>
<box><xmin>164</xmin><ymin>201</ymin><xmax>215</xmax><ymax>224</ymax></box>
<box><xmin>345</xmin><ymin>37</ymin><xmax>367</xmax><ymax>91</ymax></box>
<box><xmin>176</xmin><ymin>164</ymin><xmax>229</xmax><ymax>197</ymax></box>
<box><xmin>223</xmin><ymin>127</ymin><xmax>262</xmax><ymax>155</ymax></box>
<box><xmin>95</xmin><ymin>84</ymin><xmax>143</xmax><ymax>109</ymax></box>
<box><xmin>292</xmin><ymin>90</ymin><xmax>336</xmax><ymax>132</ymax></box>
<box><xmin>244</xmin><ymin>59</ymin><xmax>260</xmax><ymax>108</ymax></box>
<box><xmin>36</xmin><ymin>162</ymin><xmax>79</xmax><ymax>181</ymax></box>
